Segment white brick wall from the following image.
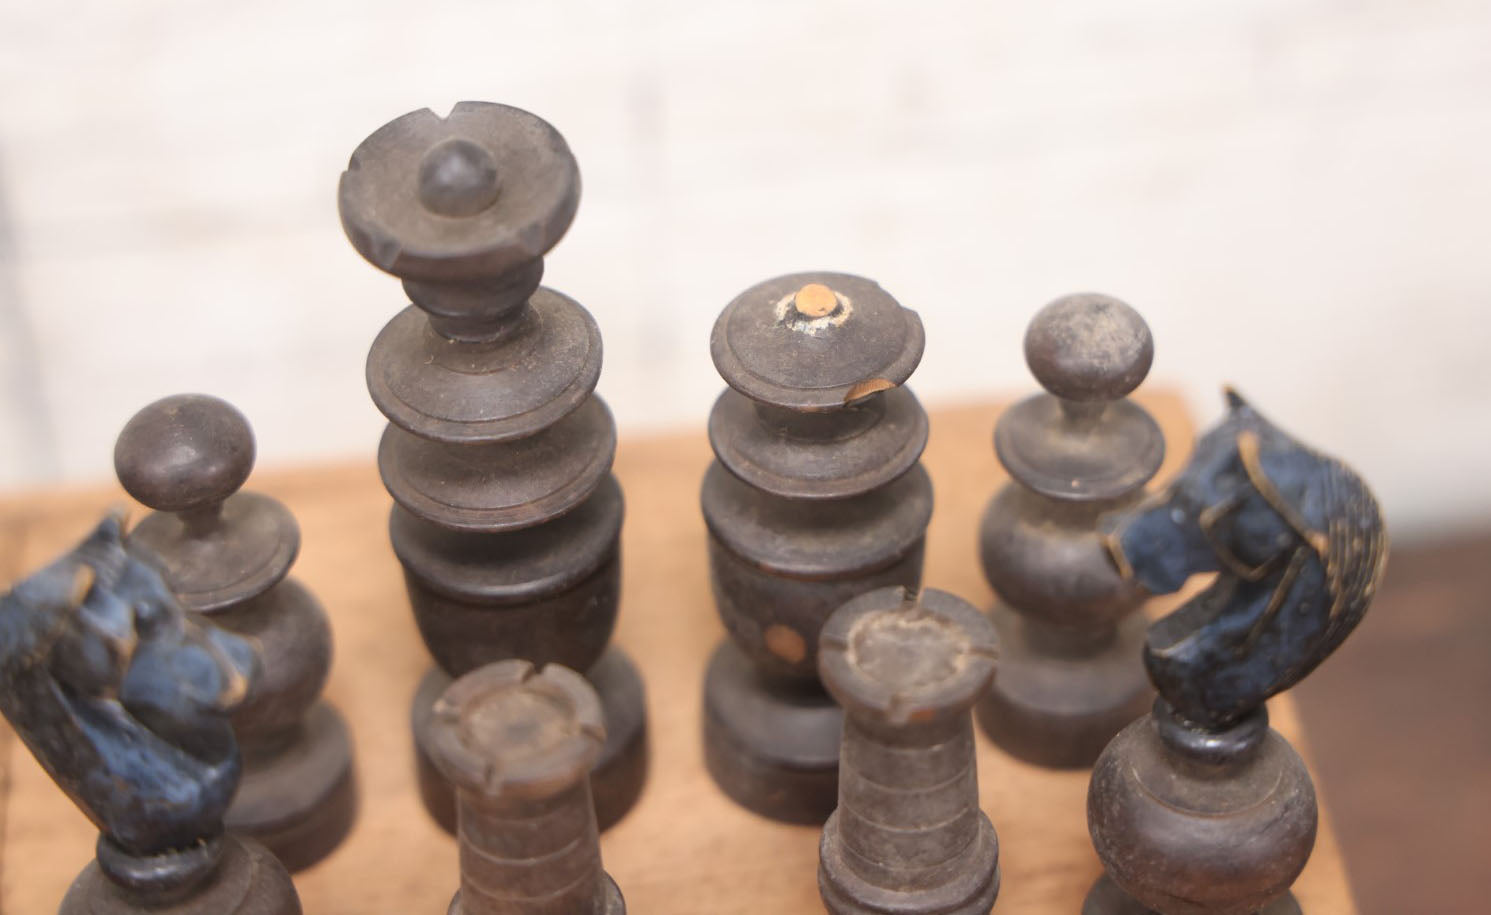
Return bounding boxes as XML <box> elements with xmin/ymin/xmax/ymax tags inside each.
<box><xmin>1</xmin><ymin>0</ymin><xmax>1487</xmax><ymax>537</ymax></box>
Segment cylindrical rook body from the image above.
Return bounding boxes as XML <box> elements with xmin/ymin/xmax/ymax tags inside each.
<box><xmin>456</xmin><ymin>781</ymin><xmax>607</xmax><ymax>914</ymax></box>
<box><xmin>700</xmin><ymin>273</ymin><xmax>932</xmax><ymax>823</ymax></box>
<box><xmin>339</xmin><ymin>102</ymin><xmax>648</xmax><ymax>835</ymax></box>
<box><xmin>975</xmin><ymin>294</ymin><xmax>1164</xmax><ymax>768</ymax></box>
<box><xmin>428</xmin><ymin>661</ymin><xmax>625</xmax><ymax>915</ymax></box>
<box><xmin>818</xmin><ymin>587</ymin><xmax>1001</xmax><ymax>915</ymax></box>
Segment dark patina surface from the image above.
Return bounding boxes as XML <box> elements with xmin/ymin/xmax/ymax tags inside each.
<box><xmin>817</xmin><ymin>586</ymin><xmax>1001</xmax><ymax>915</ymax></box>
<box><xmin>1087</xmin><ymin>390</ymin><xmax>1387</xmax><ymax>915</ymax></box>
<box><xmin>975</xmin><ymin>293</ymin><xmax>1163</xmax><ymax>768</ymax></box>
<box><xmin>117</xmin><ymin>393</ymin><xmax>356</xmax><ymax>872</ymax></box>
<box><xmin>700</xmin><ymin>272</ymin><xmax>932</xmax><ymax>823</ymax></box>
<box><xmin>340</xmin><ymin>102</ymin><xmax>647</xmax><ymax>834</ymax></box>
<box><xmin>0</xmin><ymin>515</ymin><xmax>300</xmax><ymax>914</ymax></box>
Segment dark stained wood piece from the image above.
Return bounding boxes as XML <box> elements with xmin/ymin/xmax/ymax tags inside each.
<box><xmin>339</xmin><ymin>102</ymin><xmax>647</xmax><ymax>835</ymax></box>
<box><xmin>1087</xmin><ymin>391</ymin><xmax>1386</xmax><ymax>914</ymax></box>
<box><xmin>115</xmin><ymin>394</ymin><xmax>356</xmax><ymax>872</ymax></box>
<box><xmin>976</xmin><ymin>293</ymin><xmax>1162</xmax><ymax>768</ymax></box>
<box><xmin>700</xmin><ymin>273</ymin><xmax>931</xmax><ymax>822</ymax></box>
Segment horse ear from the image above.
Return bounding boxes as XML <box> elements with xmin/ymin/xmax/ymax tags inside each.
<box><xmin>1223</xmin><ymin>386</ymin><xmax>1250</xmax><ymax>412</ymax></box>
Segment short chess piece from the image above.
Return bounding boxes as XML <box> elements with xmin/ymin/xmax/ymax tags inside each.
<box><xmin>0</xmin><ymin>515</ymin><xmax>300</xmax><ymax>915</ymax></box>
<box><xmin>338</xmin><ymin>101</ymin><xmax>646</xmax><ymax>833</ymax></box>
<box><xmin>817</xmin><ymin>586</ymin><xmax>1001</xmax><ymax>915</ymax></box>
<box><xmin>701</xmin><ymin>273</ymin><xmax>932</xmax><ymax>823</ymax></box>
<box><xmin>115</xmin><ymin>393</ymin><xmax>356</xmax><ymax>871</ymax></box>
<box><xmin>1084</xmin><ymin>389</ymin><xmax>1388</xmax><ymax>914</ymax></box>
<box><xmin>975</xmin><ymin>293</ymin><xmax>1164</xmax><ymax>768</ymax></box>
<box><xmin>427</xmin><ymin>660</ymin><xmax>626</xmax><ymax>915</ymax></box>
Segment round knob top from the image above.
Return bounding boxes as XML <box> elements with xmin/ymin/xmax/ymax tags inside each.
<box><xmin>114</xmin><ymin>394</ymin><xmax>255</xmax><ymax>513</ymax></box>
<box><xmin>818</xmin><ymin>587</ymin><xmax>998</xmax><ymax>725</ymax></box>
<box><xmin>417</xmin><ymin>137</ymin><xmax>502</xmax><ymax>218</ymax></box>
<box><xmin>427</xmin><ymin>660</ymin><xmax>605</xmax><ymax>801</ymax></box>
<box><xmin>339</xmin><ymin>101</ymin><xmax>580</xmax><ymax>282</ymax></box>
<box><xmin>711</xmin><ymin>272</ymin><xmax>925</xmax><ymax>411</ymax></box>
<box><xmin>1025</xmin><ymin>293</ymin><xmax>1153</xmax><ymax>402</ymax></box>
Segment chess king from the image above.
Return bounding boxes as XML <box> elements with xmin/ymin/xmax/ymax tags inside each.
<box><xmin>0</xmin><ymin>515</ymin><xmax>300</xmax><ymax>915</ymax></box>
<box><xmin>1085</xmin><ymin>390</ymin><xmax>1387</xmax><ymax>915</ymax></box>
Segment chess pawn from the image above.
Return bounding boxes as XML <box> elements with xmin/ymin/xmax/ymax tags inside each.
<box><xmin>428</xmin><ymin>660</ymin><xmax>625</xmax><ymax>915</ymax></box>
<box><xmin>975</xmin><ymin>293</ymin><xmax>1164</xmax><ymax>768</ymax></box>
<box><xmin>114</xmin><ymin>394</ymin><xmax>355</xmax><ymax>872</ymax></box>
<box><xmin>817</xmin><ymin>587</ymin><xmax>1001</xmax><ymax>915</ymax></box>
<box><xmin>338</xmin><ymin>102</ymin><xmax>646</xmax><ymax>832</ymax></box>
<box><xmin>0</xmin><ymin>515</ymin><xmax>300</xmax><ymax>915</ymax></box>
<box><xmin>701</xmin><ymin>273</ymin><xmax>932</xmax><ymax>823</ymax></box>
<box><xmin>1085</xmin><ymin>390</ymin><xmax>1388</xmax><ymax>914</ymax></box>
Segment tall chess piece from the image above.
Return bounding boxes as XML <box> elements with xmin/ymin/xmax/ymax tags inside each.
<box><xmin>115</xmin><ymin>393</ymin><xmax>356</xmax><ymax>871</ymax></box>
<box><xmin>818</xmin><ymin>587</ymin><xmax>1001</xmax><ymax>915</ymax></box>
<box><xmin>428</xmin><ymin>660</ymin><xmax>625</xmax><ymax>915</ymax></box>
<box><xmin>338</xmin><ymin>102</ymin><xmax>647</xmax><ymax>834</ymax></box>
<box><xmin>975</xmin><ymin>293</ymin><xmax>1163</xmax><ymax>767</ymax></box>
<box><xmin>0</xmin><ymin>515</ymin><xmax>300</xmax><ymax>914</ymax></box>
<box><xmin>1085</xmin><ymin>390</ymin><xmax>1387</xmax><ymax>914</ymax></box>
<box><xmin>702</xmin><ymin>273</ymin><xmax>932</xmax><ymax>822</ymax></box>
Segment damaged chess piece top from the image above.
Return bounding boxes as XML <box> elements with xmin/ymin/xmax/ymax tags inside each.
<box><xmin>115</xmin><ymin>393</ymin><xmax>356</xmax><ymax>871</ymax></box>
<box><xmin>976</xmin><ymin>292</ymin><xmax>1164</xmax><ymax>768</ymax></box>
<box><xmin>818</xmin><ymin>587</ymin><xmax>1001</xmax><ymax>915</ymax></box>
<box><xmin>702</xmin><ymin>272</ymin><xmax>933</xmax><ymax>823</ymax></box>
<box><xmin>1085</xmin><ymin>390</ymin><xmax>1388</xmax><ymax>915</ymax></box>
<box><xmin>428</xmin><ymin>660</ymin><xmax>625</xmax><ymax>915</ymax></box>
<box><xmin>0</xmin><ymin>515</ymin><xmax>300</xmax><ymax>915</ymax></box>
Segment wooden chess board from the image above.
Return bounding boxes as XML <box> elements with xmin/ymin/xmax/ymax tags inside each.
<box><xmin>0</xmin><ymin>395</ymin><xmax>1358</xmax><ymax>914</ymax></box>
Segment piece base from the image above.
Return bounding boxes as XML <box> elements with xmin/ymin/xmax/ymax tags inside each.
<box><xmin>227</xmin><ymin>702</ymin><xmax>358</xmax><ymax>872</ymax></box>
<box><xmin>61</xmin><ymin>834</ymin><xmax>301</xmax><ymax>915</ymax></box>
<box><xmin>975</xmin><ymin>607</ymin><xmax>1151</xmax><ymax>769</ymax></box>
<box><xmin>414</xmin><ymin>646</ymin><xmax>649</xmax><ymax>833</ymax></box>
<box><xmin>819</xmin><ymin>814</ymin><xmax>1000</xmax><ymax>915</ymax></box>
<box><xmin>701</xmin><ymin>640</ymin><xmax>842</xmax><ymax>824</ymax></box>
<box><xmin>1082</xmin><ymin>875</ymin><xmax>1302</xmax><ymax>915</ymax></box>
<box><xmin>448</xmin><ymin>872</ymin><xmax>626</xmax><ymax>915</ymax></box>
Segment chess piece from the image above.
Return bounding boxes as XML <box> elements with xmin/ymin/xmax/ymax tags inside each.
<box><xmin>338</xmin><ymin>102</ymin><xmax>647</xmax><ymax>833</ymax></box>
<box><xmin>817</xmin><ymin>587</ymin><xmax>1001</xmax><ymax>915</ymax></box>
<box><xmin>115</xmin><ymin>393</ymin><xmax>356</xmax><ymax>871</ymax></box>
<box><xmin>0</xmin><ymin>515</ymin><xmax>300</xmax><ymax>915</ymax></box>
<box><xmin>975</xmin><ymin>293</ymin><xmax>1164</xmax><ymax>768</ymax></box>
<box><xmin>428</xmin><ymin>660</ymin><xmax>625</xmax><ymax>915</ymax></box>
<box><xmin>701</xmin><ymin>272</ymin><xmax>932</xmax><ymax>823</ymax></box>
<box><xmin>1085</xmin><ymin>389</ymin><xmax>1388</xmax><ymax>914</ymax></box>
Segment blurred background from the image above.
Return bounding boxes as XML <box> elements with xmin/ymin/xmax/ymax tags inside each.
<box><xmin>0</xmin><ymin>0</ymin><xmax>1486</xmax><ymax>911</ymax></box>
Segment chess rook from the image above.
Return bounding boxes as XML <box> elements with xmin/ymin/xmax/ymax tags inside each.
<box><xmin>1085</xmin><ymin>390</ymin><xmax>1387</xmax><ymax>914</ymax></box>
<box><xmin>701</xmin><ymin>273</ymin><xmax>932</xmax><ymax>823</ymax></box>
<box><xmin>338</xmin><ymin>102</ymin><xmax>647</xmax><ymax>834</ymax></box>
<box><xmin>114</xmin><ymin>394</ymin><xmax>356</xmax><ymax>872</ymax></box>
<box><xmin>975</xmin><ymin>293</ymin><xmax>1164</xmax><ymax>768</ymax></box>
<box><xmin>427</xmin><ymin>661</ymin><xmax>625</xmax><ymax>915</ymax></box>
<box><xmin>817</xmin><ymin>587</ymin><xmax>1001</xmax><ymax>915</ymax></box>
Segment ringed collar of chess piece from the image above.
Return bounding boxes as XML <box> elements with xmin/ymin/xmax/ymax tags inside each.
<box><xmin>344</xmin><ymin>102</ymin><xmax>603</xmax><ymax>444</ymax></box>
<box><xmin>708</xmin><ymin>272</ymin><xmax>929</xmax><ymax>499</ymax></box>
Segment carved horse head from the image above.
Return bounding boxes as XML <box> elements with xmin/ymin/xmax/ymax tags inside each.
<box><xmin>0</xmin><ymin>514</ymin><xmax>255</xmax><ymax>854</ymax></box>
<box><xmin>1104</xmin><ymin>390</ymin><xmax>1387</xmax><ymax>728</ymax></box>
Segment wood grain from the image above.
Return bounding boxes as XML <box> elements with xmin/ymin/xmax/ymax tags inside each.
<box><xmin>0</xmin><ymin>395</ymin><xmax>1356</xmax><ymax>913</ymax></box>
